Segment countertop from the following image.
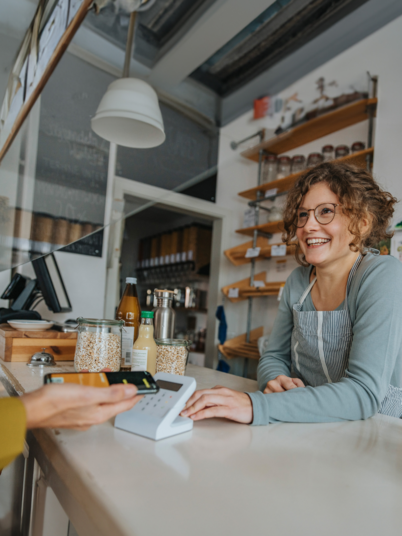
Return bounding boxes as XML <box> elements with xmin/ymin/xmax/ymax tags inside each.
<box><xmin>1</xmin><ymin>361</ymin><xmax>402</xmax><ymax>536</ymax></box>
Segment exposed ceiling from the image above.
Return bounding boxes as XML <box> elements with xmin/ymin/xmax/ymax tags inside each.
<box><xmin>2</xmin><ymin>0</ymin><xmax>402</xmax><ymax>128</ymax></box>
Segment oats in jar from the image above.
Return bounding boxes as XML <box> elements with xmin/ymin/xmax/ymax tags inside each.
<box><xmin>155</xmin><ymin>339</ymin><xmax>189</xmax><ymax>376</ymax></box>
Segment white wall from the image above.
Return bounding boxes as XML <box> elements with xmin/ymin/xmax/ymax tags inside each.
<box><xmin>216</xmin><ymin>13</ymin><xmax>402</xmax><ymax>354</ymax></box>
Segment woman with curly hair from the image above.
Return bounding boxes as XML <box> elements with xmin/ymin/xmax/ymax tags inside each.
<box><xmin>181</xmin><ymin>162</ymin><xmax>402</xmax><ymax>424</ymax></box>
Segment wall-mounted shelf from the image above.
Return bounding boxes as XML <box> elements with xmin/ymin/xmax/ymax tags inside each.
<box><xmin>240</xmin><ymin>98</ymin><xmax>377</xmax><ymax>161</ymax></box>
<box><xmin>224</xmin><ymin>238</ymin><xmax>296</xmax><ymax>266</ymax></box>
<box><xmin>238</xmin><ymin>148</ymin><xmax>374</xmax><ymax>201</ymax></box>
<box><xmin>222</xmin><ymin>272</ymin><xmax>285</xmax><ymax>303</ymax></box>
<box><xmin>218</xmin><ymin>327</ymin><xmax>263</xmax><ymax>360</ymax></box>
<box><xmin>236</xmin><ymin>220</ymin><xmax>284</xmax><ymax>237</ymax></box>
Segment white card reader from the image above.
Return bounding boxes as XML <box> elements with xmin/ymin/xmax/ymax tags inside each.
<box><xmin>114</xmin><ymin>372</ymin><xmax>196</xmax><ymax>441</ymax></box>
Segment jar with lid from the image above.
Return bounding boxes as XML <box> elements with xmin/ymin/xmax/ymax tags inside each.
<box><xmin>74</xmin><ymin>318</ymin><xmax>123</xmax><ymax>372</ymax></box>
<box><xmin>155</xmin><ymin>339</ymin><xmax>189</xmax><ymax>376</ymax></box>
<box><xmin>322</xmin><ymin>145</ymin><xmax>334</xmax><ymax>162</ymax></box>
<box><xmin>351</xmin><ymin>141</ymin><xmax>365</xmax><ymax>153</ymax></box>
<box><xmin>277</xmin><ymin>156</ymin><xmax>291</xmax><ymax>179</ymax></box>
<box><xmin>291</xmin><ymin>155</ymin><xmax>306</xmax><ymax>174</ymax></box>
<box><xmin>268</xmin><ymin>205</ymin><xmax>284</xmax><ymax>222</ymax></box>
<box><xmin>153</xmin><ymin>289</ymin><xmax>176</xmax><ymax>339</ymax></box>
<box><xmin>335</xmin><ymin>145</ymin><xmax>350</xmax><ymax>159</ymax></box>
<box><xmin>307</xmin><ymin>152</ymin><xmax>324</xmax><ymax>168</ymax></box>
<box><xmin>262</xmin><ymin>155</ymin><xmax>277</xmax><ymax>183</ymax></box>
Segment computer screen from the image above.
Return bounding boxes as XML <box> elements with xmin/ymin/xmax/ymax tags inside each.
<box><xmin>32</xmin><ymin>253</ymin><xmax>72</xmax><ymax>313</ymax></box>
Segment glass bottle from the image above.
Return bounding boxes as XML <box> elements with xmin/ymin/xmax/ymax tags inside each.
<box><xmin>277</xmin><ymin>156</ymin><xmax>291</xmax><ymax>179</ymax></box>
<box><xmin>116</xmin><ymin>277</ymin><xmax>141</xmax><ymax>370</ymax></box>
<box><xmin>262</xmin><ymin>155</ymin><xmax>277</xmax><ymax>183</ymax></box>
<box><xmin>132</xmin><ymin>311</ymin><xmax>157</xmax><ymax>376</ymax></box>
<box><xmin>322</xmin><ymin>145</ymin><xmax>334</xmax><ymax>161</ymax></box>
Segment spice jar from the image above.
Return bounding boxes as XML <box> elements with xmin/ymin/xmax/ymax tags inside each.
<box><xmin>277</xmin><ymin>156</ymin><xmax>291</xmax><ymax>179</ymax></box>
<box><xmin>155</xmin><ymin>339</ymin><xmax>189</xmax><ymax>376</ymax></box>
<box><xmin>307</xmin><ymin>153</ymin><xmax>324</xmax><ymax>168</ymax></box>
<box><xmin>74</xmin><ymin>318</ymin><xmax>123</xmax><ymax>372</ymax></box>
<box><xmin>351</xmin><ymin>141</ymin><xmax>365</xmax><ymax>153</ymax></box>
<box><xmin>322</xmin><ymin>145</ymin><xmax>334</xmax><ymax>162</ymax></box>
<box><xmin>335</xmin><ymin>145</ymin><xmax>350</xmax><ymax>159</ymax></box>
<box><xmin>262</xmin><ymin>155</ymin><xmax>277</xmax><ymax>183</ymax></box>
<box><xmin>291</xmin><ymin>155</ymin><xmax>306</xmax><ymax>174</ymax></box>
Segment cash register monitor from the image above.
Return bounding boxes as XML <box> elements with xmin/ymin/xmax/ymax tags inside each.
<box><xmin>32</xmin><ymin>253</ymin><xmax>72</xmax><ymax>313</ymax></box>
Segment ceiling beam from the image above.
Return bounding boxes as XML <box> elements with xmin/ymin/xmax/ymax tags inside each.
<box><xmin>148</xmin><ymin>0</ymin><xmax>276</xmax><ymax>88</ymax></box>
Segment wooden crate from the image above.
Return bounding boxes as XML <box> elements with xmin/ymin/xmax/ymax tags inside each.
<box><xmin>0</xmin><ymin>324</ymin><xmax>77</xmax><ymax>362</ymax></box>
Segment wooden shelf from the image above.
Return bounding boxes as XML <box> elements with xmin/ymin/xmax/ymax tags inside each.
<box><xmin>224</xmin><ymin>238</ymin><xmax>296</xmax><ymax>266</ymax></box>
<box><xmin>238</xmin><ymin>148</ymin><xmax>374</xmax><ymax>201</ymax></box>
<box><xmin>218</xmin><ymin>326</ymin><xmax>263</xmax><ymax>360</ymax></box>
<box><xmin>222</xmin><ymin>272</ymin><xmax>285</xmax><ymax>303</ymax></box>
<box><xmin>240</xmin><ymin>98</ymin><xmax>377</xmax><ymax>161</ymax></box>
<box><xmin>236</xmin><ymin>220</ymin><xmax>284</xmax><ymax>237</ymax></box>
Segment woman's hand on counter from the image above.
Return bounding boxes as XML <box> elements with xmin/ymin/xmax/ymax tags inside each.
<box><xmin>180</xmin><ymin>386</ymin><xmax>253</xmax><ymax>424</ymax></box>
<box><xmin>263</xmin><ymin>375</ymin><xmax>305</xmax><ymax>394</ymax></box>
<box><xmin>21</xmin><ymin>383</ymin><xmax>142</xmax><ymax>430</ymax></box>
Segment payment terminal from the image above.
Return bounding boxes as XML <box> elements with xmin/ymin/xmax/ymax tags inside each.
<box><xmin>114</xmin><ymin>372</ymin><xmax>196</xmax><ymax>440</ymax></box>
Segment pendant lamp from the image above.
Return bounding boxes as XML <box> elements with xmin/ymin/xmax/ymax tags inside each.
<box><xmin>91</xmin><ymin>6</ymin><xmax>165</xmax><ymax>148</ymax></box>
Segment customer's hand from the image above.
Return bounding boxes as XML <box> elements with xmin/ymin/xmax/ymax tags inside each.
<box><xmin>180</xmin><ymin>386</ymin><xmax>253</xmax><ymax>424</ymax></box>
<box><xmin>21</xmin><ymin>383</ymin><xmax>142</xmax><ymax>430</ymax></box>
<box><xmin>263</xmin><ymin>375</ymin><xmax>305</xmax><ymax>394</ymax></box>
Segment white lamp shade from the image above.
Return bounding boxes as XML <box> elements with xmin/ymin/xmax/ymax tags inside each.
<box><xmin>91</xmin><ymin>78</ymin><xmax>165</xmax><ymax>148</ymax></box>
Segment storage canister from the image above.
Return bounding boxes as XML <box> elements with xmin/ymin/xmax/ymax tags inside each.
<box><xmin>291</xmin><ymin>155</ymin><xmax>306</xmax><ymax>174</ymax></box>
<box><xmin>351</xmin><ymin>141</ymin><xmax>365</xmax><ymax>153</ymax></box>
<box><xmin>335</xmin><ymin>145</ymin><xmax>350</xmax><ymax>159</ymax></box>
<box><xmin>307</xmin><ymin>152</ymin><xmax>324</xmax><ymax>168</ymax></box>
<box><xmin>322</xmin><ymin>145</ymin><xmax>334</xmax><ymax>162</ymax></box>
<box><xmin>74</xmin><ymin>318</ymin><xmax>123</xmax><ymax>372</ymax></box>
<box><xmin>276</xmin><ymin>156</ymin><xmax>291</xmax><ymax>179</ymax></box>
<box><xmin>155</xmin><ymin>339</ymin><xmax>189</xmax><ymax>376</ymax></box>
<box><xmin>262</xmin><ymin>155</ymin><xmax>277</xmax><ymax>183</ymax></box>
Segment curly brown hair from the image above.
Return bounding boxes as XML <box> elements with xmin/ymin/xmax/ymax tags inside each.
<box><xmin>282</xmin><ymin>161</ymin><xmax>397</xmax><ymax>266</ymax></box>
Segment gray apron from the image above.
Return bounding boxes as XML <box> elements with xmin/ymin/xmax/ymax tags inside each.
<box><xmin>291</xmin><ymin>255</ymin><xmax>402</xmax><ymax>418</ymax></box>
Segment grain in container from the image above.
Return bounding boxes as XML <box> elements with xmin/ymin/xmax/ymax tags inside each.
<box><xmin>74</xmin><ymin>318</ymin><xmax>123</xmax><ymax>372</ymax></box>
<box><xmin>155</xmin><ymin>339</ymin><xmax>189</xmax><ymax>376</ymax></box>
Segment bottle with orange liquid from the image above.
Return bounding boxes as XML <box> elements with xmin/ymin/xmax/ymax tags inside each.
<box><xmin>116</xmin><ymin>277</ymin><xmax>141</xmax><ymax>370</ymax></box>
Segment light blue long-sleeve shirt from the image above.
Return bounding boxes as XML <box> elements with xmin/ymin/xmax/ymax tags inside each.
<box><xmin>247</xmin><ymin>251</ymin><xmax>402</xmax><ymax>425</ymax></box>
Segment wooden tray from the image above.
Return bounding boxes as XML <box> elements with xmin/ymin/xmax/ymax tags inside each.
<box><xmin>0</xmin><ymin>324</ymin><xmax>77</xmax><ymax>362</ymax></box>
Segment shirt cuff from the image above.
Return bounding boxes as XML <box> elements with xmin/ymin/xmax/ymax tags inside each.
<box><xmin>247</xmin><ymin>391</ymin><xmax>270</xmax><ymax>426</ymax></box>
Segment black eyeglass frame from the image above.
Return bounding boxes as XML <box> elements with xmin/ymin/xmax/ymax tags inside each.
<box><xmin>296</xmin><ymin>203</ymin><xmax>343</xmax><ymax>228</ymax></box>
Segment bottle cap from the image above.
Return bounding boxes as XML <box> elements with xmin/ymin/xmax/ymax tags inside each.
<box><xmin>126</xmin><ymin>277</ymin><xmax>137</xmax><ymax>284</ymax></box>
<box><xmin>141</xmin><ymin>311</ymin><xmax>154</xmax><ymax>318</ymax></box>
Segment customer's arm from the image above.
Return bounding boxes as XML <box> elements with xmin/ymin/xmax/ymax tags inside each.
<box><xmin>0</xmin><ymin>382</ymin><xmax>141</xmax><ymax>471</ymax></box>
<box><xmin>249</xmin><ymin>260</ymin><xmax>402</xmax><ymax>424</ymax></box>
<box><xmin>0</xmin><ymin>398</ymin><xmax>26</xmax><ymax>471</ymax></box>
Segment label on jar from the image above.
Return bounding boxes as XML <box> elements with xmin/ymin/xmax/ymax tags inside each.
<box><xmin>245</xmin><ymin>247</ymin><xmax>261</xmax><ymax>258</ymax></box>
<box><xmin>131</xmin><ymin>349</ymin><xmax>148</xmax><ymax>371</ymax></box>
<box><xmin>122</xmin><ymin>326</ymin><xmax>135</xmax><ymax>366</ymax></box>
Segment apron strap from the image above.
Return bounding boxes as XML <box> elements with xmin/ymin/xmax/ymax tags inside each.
<box><xmin>298</xmin><ymin>277</ymin><xmax>317</xmax><ymax>306</ymax></box>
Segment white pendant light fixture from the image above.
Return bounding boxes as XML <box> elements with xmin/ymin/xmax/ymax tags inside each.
<box><xmin>91</xmin><ymin>1</ymin><xmax>165</xmax><ymax>148</ymax></box>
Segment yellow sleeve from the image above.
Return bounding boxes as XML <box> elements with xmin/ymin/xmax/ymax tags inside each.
<box><xmin>0</xmin><ymin>398</ymin><xmax>26</xmax><ymax>471</ymax></box>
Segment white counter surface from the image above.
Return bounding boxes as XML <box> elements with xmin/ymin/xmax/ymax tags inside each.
<box><xmin>1</xmin><ymin>361</ymin><xmax>402</xmax><ymax>536</ymax></box>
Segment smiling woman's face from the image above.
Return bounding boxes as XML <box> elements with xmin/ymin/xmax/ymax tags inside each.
<box><xmin>296</xmin><ymin>181</ymin><xmax>356</xmax><ymax>268</ymax></box>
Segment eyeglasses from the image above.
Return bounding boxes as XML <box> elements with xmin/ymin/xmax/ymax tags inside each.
<box><xmin>296</xmin><ymin>203</ymin><xmax>342</xmax><ymax>228</ymax></box>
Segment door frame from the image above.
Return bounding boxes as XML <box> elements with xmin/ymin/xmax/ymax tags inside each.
<box><xmin>104</xmin><ymin>175</ymin><xmax>233</xmax><ymax>369</ymax></box>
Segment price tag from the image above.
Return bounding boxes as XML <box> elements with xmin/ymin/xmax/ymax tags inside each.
<box><xmin>271</xmin><ymin>244</ymin><xmax>287</xmax><ymax>257</ymax></box>
<box><xmin>265</xmin><ymin>188</ymin><xmax>278</xmax><ymax>199</ymax></box>
<box><xmin>254</xmin><ymin>280</ymin><xmax>265</xmax><ymax>288</ymax></box>
<box><xmin>228</xmin><ymin>288</ymin><xmax>239</xmax><ymax>298</ymax></box>
<box><xmin>278</xmin><ymin>285</ymin><xmax>285</xmax><ymax>301</ymax></box>
<box><xmin>245</xmin><ymin>247</ymin><xmax>261</xmax><ymax>258</ymax></box>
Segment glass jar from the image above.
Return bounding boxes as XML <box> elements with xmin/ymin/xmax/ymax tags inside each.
<box><xmin>268</xmin><ymin>205</ymin><xmax>284</xmax><ymax>223</ymax></box>
<box><xmin>74</xmin><ymin>318</ymin><xmax>123</xmax><ymax>372</ymax></box>
<box><xmin>335</xmin><ymin>145</ymin><xmax>350</xmax><ymax>159</ymax></box>
<box><xmin>277</xmin><ymin>156</ymin><xmax>291</xmax><ymax>179</ymax></box>
<box><xmin>262</xmin><ymin>155</ymin><xmax>277</xmax><ymax>183</ymax></box>
<box><xmin>322</xmin><ymin>145</ymin><xmax>334</xmax><ymax>161</ymax></box>
<box><xmin>291</xmin><ymin>155</ymin><xmax>306</xmax><ymax>174</ymax></box>
<box><xmin>351</xmin><ymin>141</ymin><xmax>365</xmax><ymax>153</ymax></box>
<box><xmin>307</xmin><ymin>152</ymin><xmax>324</xmax><ymax>168</ymax></box>
<box><xmin>155</xmin><ymin>339</ymin><xmax>189</xmax><ymax>376</ymax></box>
